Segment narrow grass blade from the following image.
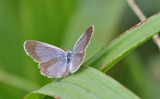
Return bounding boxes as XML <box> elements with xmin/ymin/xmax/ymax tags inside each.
<box><xmin>84</xmin><ymin>12</ymin><xmax>160</xmax><ymax>72</ymax></box>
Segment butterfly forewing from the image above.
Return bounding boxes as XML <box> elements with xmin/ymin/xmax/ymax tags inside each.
<box><xmin>73</xmin><ymin>25</ymin><xmax>94</xmax><ymax>53</ymax></box>
<box><xmin>39</xmin><ymin>58</ymin><xmax>67</xmax><ymax>78</ymax></box>
<box><xmin>24</xmin><ymin>40</ymin><xmax>66</xmax><ymax>63</ymax></box>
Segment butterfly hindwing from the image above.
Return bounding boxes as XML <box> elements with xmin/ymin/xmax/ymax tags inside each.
<box><xmin>69</xmin><ymin>52</ymin><xmax>85</xmax><ymax>73</ymax></box>
<box><xmin>39</xmin><ymin>58</ymin><xmax>67</xmax><ymax>78</ymax></box>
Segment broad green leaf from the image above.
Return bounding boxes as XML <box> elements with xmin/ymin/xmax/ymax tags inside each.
<box><xmin>84</xmin><ymin>12</ymin><xmax>160</xmax><ymax>72</ymax></box>
<box><xmin>24</xmin><ymin>67</ymin><xmax>139</xmax><ymax>99</ymax></box>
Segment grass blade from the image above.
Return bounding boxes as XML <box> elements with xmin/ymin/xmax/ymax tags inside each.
<box><xmin>24</xmin><ymin>67</ymin><xmax>139</xmax><ymax>99</ymax></box>
<box><xmin>84</xmin><ymin>12</ymin><xmax>160</xmax><ymax>72</ymax></box>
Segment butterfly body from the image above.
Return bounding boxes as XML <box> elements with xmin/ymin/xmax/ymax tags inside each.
<box><xmin>66</xmin><ymin>50</ymin><xmax>73</xmax><ymax>64</ymax></box>
<box><xmin>24</xmin><ymin>25</ymin><xmax>94</xmax><ymax>78</ymax></box>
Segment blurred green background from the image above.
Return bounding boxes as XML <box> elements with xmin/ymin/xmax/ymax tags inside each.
<box><xmin>0</xmin><ymin>0</ymin><xmax>160</xmax><ymax>99</ymax></box>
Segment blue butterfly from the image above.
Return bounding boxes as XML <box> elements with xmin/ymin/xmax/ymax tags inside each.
<box><xmin>24</xmin><ymin>25</ymin><xmax>94</xmax><ymax>78</ymax></box>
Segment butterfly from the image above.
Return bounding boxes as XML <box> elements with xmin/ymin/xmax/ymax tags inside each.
<box><xmin>24</xmin><ymin>25</ymin><xmax>94</xmax><ymax>78</ymax></box>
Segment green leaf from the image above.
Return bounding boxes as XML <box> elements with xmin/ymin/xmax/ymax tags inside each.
<box><xmin>84</xmin><ymin>12</ymin><xmax>160</xmax><ymax>72</ymax></box>
<box><xmin>24</xmin><ymin>67</ymin><xmax>139</xmax><ymax>99</ymax></box>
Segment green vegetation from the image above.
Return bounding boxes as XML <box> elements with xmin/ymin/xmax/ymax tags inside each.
<box><xmin>0</xmin><ymin>0</ymin><xmax>160</xmax><ymax>99</ymax></box>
